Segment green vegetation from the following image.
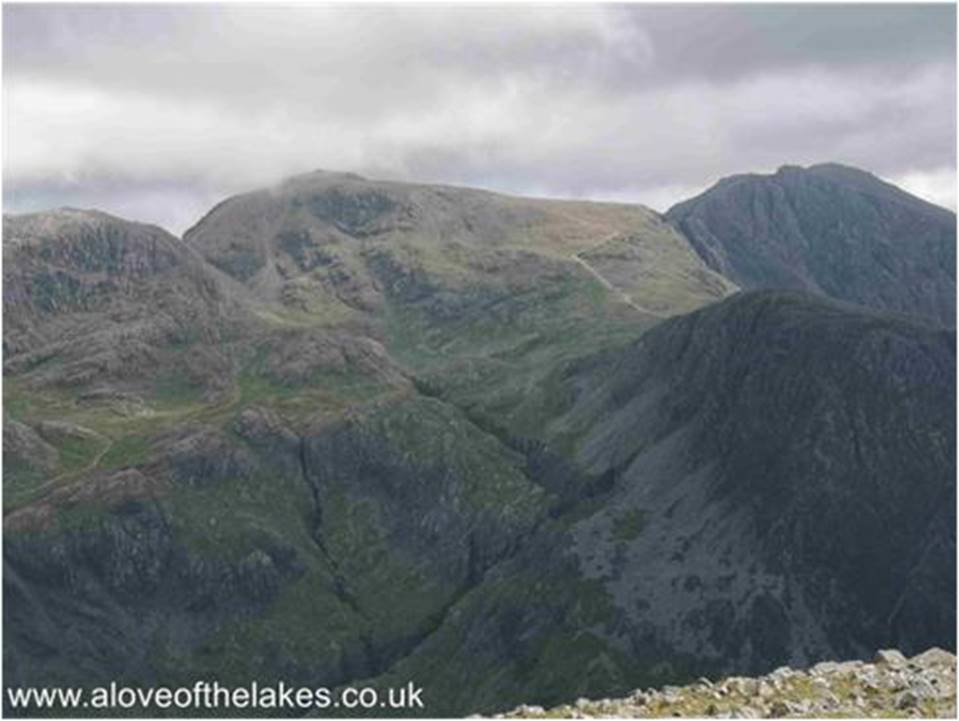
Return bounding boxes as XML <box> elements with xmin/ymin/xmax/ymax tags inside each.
<box><xmin>3</xmin><ymin>460</ymin><xmax>49</xmax><ymax>511</ymax></box>
<box><xmin>4</xmin><ymin>377</ymin><xmax>74</xmax><ymax>423</ymax></box>
<box><xmin>55</xmin><ymin>434</ymin><xmax>103</xmax><ymax>472</ymax></box>
<box><xmin>166</xmin><ymin>466</ymin><xmax>314</xmax><ymax>561</ymax></box>
<box><xmin>613</xmin><ymin>508</ymin><xmax>648</xmax><ymax>542</ymax></box>
<box><xmin>153</xmin><ymin>373</ymin><xmax>206</xmax><ymax>408</ymax></box>
<box><xmin>99</xmin><ymin>435</ymin><xmax>153</xmax><ymax>470</ymax></box>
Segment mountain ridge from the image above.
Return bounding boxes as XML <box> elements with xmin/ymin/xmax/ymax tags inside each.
<box><xmin>699</xmin><ymin>163</ymin><xmax>955</xmax><ymax>217</ymax></box>
<box><xmin>2</xmin><ymin>162</ymin><xmax>955</xmax><ymax>717</ymax></box>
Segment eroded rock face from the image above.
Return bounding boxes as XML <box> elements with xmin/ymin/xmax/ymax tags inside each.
<box><xmin>3</xmin><ymin>209</ymin><xmax>196</xmax><ymax>321</ymax></box>
<box><xmin>667</xmin><ymin>164</ymin><xmax>957</xmax><ymax>326</ymax></box>
<box><xmin>263</xmin><ymin>331</ymin><xmax>409</xmax><ymax>389</ymax></box>
<box><xmin>355</xmin><ymin>291</ymin><xmax>954</xmax><ymax>716</ymax></box>
<box><xmin>164</xmin><ymin>427</ymin><xmax>258</xmax><ymax>489</ymax></box>
<box><xmin>3</xmin><ymin>500</ymin><xmax>307</xmax><ymax>693</ymax></box>
<box><xmin>2</xmin><ymin>209</ymin><xmax>238</xmax><ymax>393</ymax></box>
<box><xmin>557</xmin><ymin>291</ymin><xmax>955</xmax><ymax>674</ymax></box>
<box><xmin>3</xmin><ymin>418</ymin><xmax>58</xmax><ymax>475</ymax></box>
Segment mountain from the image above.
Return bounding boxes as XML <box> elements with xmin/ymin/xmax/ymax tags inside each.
<box><xmin>666</xmin><ymin>163</ymin><xmax>956</xmax><ymax>326</ymax></box>
<box><xmin>2</xmin><ymin>167</ymin><xmax>955</xmax><ymax>717</ymax></box>
<box><xmin>3</xmin><ymin>208</ymin><xmax>238</xmax><ymax>390</ymax></box>
<box><xmin>183</xmin><ymin>169</ymin><xmax>735</xmax><ymax>318</ymax></box>
<box><xmin>368</xmin><ymin>290</ymin><xmax>955</xmax><ymax>713</ymax></box>
<box><xmin>1</xmin><ymin>178</ymin><xmax>734</xmax><ymax>711</ymax></box>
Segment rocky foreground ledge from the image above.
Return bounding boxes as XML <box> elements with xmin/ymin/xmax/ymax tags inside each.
<box><xmin>496</xmin><ymin>649</ymin><xmax>956</xmax><ymax>718</ymax></box>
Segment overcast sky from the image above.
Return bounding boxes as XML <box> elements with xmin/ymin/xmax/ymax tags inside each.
<box><xmin>3</xmin><ymin>3</ymin><xmax>956</xmax><ymax>235</ymax></box>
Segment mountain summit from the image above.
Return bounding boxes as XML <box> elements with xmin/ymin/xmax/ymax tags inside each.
<box><xmin>666</xmin><ymin>163</ymin><xmax>956</xmax><ymax>326</ymax></box>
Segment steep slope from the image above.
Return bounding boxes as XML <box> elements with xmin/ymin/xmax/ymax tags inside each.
<box><xmin>557</xmin><ymin>290</ymin><xmax>955</xmax><ymax>671</ymax></box>
<box><xmin>4</xmin><ymin>208</ymin><xmax>231</xmax><ymax>370</ymax></box>
<box><xmin>666</xmin><ymin>163</ymin><xmax>956</xmax><ymax>326</ymax></box>
<box><xmin>367</xmin><ymin>291</ymin><xmax>955</xmax><ymax>714</ymax></box>
<box><xmin>2</xmin><ymin>172</ymin><xmax>955</xmax><ymax>718</ymax></box>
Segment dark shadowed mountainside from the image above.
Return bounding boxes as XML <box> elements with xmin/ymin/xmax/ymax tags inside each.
<box><xmin>371</xmin><ymin>290</ymin><xmax>955</xmax><ymax>714</ymax></box>
<box><xmin>667</xmin><ymin>163</ymin><xmax>956</xmax><ymax>326</ymax></box>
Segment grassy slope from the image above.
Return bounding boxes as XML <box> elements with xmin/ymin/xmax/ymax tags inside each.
<box><xmin>1</xmin><ymin>180</ymin><xmax>732</xmax><ymax>713</ymax></box>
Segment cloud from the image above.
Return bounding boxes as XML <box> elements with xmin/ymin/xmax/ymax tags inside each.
<box><xmin>3</xmin><ymin>4</ymin><xmax>955</xmax><ymax>234</ymax></box>
<box><xmin>891</xmin><ymin>167</ymin><xmax>958</xmax><ymax>210</ymax></box>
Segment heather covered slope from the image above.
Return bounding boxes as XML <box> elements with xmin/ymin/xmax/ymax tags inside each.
<box><xmin>2</xmin><ymin>169</ymin><xmax>956</xmax><ymax>717</ymax></box>
<box><xmin>667</xmin><ymin>163</ymin><xmax>956</xmax><ymax>326</ymax></box>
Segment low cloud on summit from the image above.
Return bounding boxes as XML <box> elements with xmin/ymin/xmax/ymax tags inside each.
<box><xmin>4</xmin><ymin>4</ymin><xmax>956</xmax><ymax>234</ymax></box>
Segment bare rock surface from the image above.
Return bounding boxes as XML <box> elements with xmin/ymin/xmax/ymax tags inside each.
<box><xmin>497</xmin><ymin>648</ymin><xmax>957</xmax><ymax>718</ymax></box>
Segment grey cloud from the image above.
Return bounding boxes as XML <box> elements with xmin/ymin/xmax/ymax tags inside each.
<box><xmin>3</xmin><ymin>3</ymin><xmax>955</xmax><ymax>234</ymax></box>
<box><xmin>613</xmin><ymin>5</ymin><xmax>956</xmax><ymax>83</ymax></box>
<box><xmin>7</xmin><ymin>5</ymin><xmax>952</xmax><ymax>100</ymax></box>
<box><xmin>4</xmin><ymin>176</ymin><xmax>227</xmax><ymax>236</ymax></box>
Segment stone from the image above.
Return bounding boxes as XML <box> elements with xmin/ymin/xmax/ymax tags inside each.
<box><xmin>896</xmin><ymin>691</ymin><xmax>920</xmax><ymax>710</ymax></box>
<box><xmin>875</xmin><ymin>649</ymin><xmax>908</xmax><ymax>666</ymax></box>
<box><xmin>811</xmin><ymin>661</ymin><xmax>841</xmax><ymax>675</ymax></box>
<box><xmin>768</xmin><ymin>700</ymin><xmax>791</xmax><ymax>717</ymax></box>
<box><xmin>911</xmin><ymin>648</ymin><xmax>956</xmax><ymax>668</ymax></box>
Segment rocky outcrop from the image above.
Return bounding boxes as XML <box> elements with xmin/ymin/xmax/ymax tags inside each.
<box><xmin>3</xmin><ymin>499</ymin><xmax>307</xmax><ymax>696</ymax></box>
<box><xmin>2</xmin><ymin>209</ymin><xmax>239</xmax><ymax>394</ymax></box>
<box><xmin>497</xmin><ymin>648</ymin><xmax>957</xmax><ymax>718</ymax></box>
<box><xmin>3</xmin><ymin>417</ymin><xmax>58</xmax><ymax>475</ymax></box>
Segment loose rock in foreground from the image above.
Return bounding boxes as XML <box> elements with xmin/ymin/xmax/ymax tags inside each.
<box><xmin>495</xmin><ymin>648</ymin><xmax>957</xmax><ymax>718</ymax></box>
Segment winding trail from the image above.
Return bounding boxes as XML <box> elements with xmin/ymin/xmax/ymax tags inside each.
<box><xmin>4</xmin><ymin>433</ymin><xmax>114</xmax><ymax>517</ymax></box>
<box><xmin>9</xmin><ymin>250</ymin><xmax>655</xmax><ymax>519</ymax></box>
<box><xmin>4</xmin><ymin>377</ymin><xmax>253</xmax><ymax>520</ymax></box>
<box><xmin>570</xmin><ymin>254</ymin><xmax>667</xmax><ymax>318</ymax></box>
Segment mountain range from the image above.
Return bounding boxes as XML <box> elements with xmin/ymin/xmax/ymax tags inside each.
<box><xmin>3</xmin><ymin>163</ymin><xmax>955</xmax><ymax>716</ymax></box>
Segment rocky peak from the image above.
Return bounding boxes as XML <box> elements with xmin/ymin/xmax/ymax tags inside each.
<box><xmin>666</xmin><ymin>162</ymin><xmax>956</xmax><ymax>326</ymax></box>
<box><xmin>3</xmin><ymin>208</ymin><xmax>186</xmax><ymax>279</ymax></box>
